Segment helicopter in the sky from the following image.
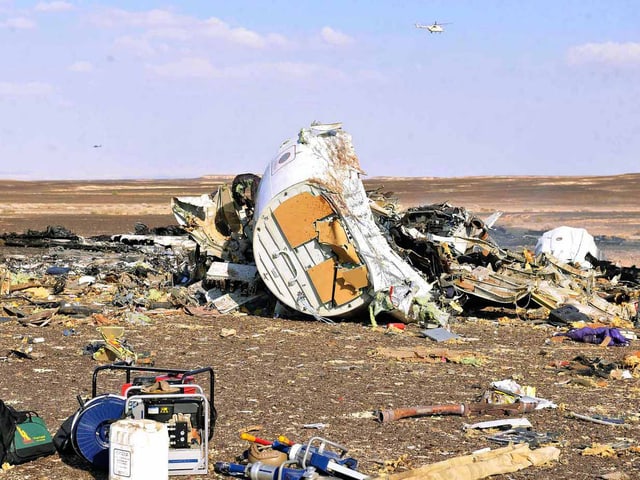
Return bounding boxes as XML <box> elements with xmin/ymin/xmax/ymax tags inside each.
<box><xmin>415</xmin><ymin>21</ymin><xmax>451</xmax><ymax>33</ymax></box>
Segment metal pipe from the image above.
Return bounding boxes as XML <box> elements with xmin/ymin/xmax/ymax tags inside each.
<box><xmin>377</xmin><ymin>401</ymin><xmax>538</xmax><ymax>423</ymax></box>
<box><xmin>377</xmin><ymin>404</ymin><xmax>466</xmax><ymax>423</ymax></box>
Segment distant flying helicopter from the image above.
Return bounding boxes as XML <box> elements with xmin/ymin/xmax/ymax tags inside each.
<box><xmin>415</xmin><ymin>21</ymin><xmax>451</xmax><ymax>33</ymax></box>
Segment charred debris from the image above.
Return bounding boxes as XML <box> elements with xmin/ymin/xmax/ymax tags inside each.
<box><xmin>1</xmin><ymin>122</ymin><xmax>638</xmax><ymax>331</ymax></box>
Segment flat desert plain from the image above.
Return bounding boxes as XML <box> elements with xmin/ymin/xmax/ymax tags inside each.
<box><xmin>0</xmin><ymin>174</ymin><xmax>639</xmax><ymax>480</ymax></box>
<box><xmin>1</xmin><ymin>173</ymin><xmax>639</xmax><ymax>264</ymax></box>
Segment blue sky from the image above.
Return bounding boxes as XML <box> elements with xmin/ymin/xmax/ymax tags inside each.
<box><xmin>1</xmin><ymin>0</ymin><xmax>638</xmax><ymax>179</ymax></box>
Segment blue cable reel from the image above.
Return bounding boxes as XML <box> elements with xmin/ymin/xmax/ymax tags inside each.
<box><xmin>71</xmin><ymin>394</ymin><xmax>126</xmax><ymax>469</ymax></box>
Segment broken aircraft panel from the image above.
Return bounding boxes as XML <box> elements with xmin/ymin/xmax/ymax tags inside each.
<box><xmin>453</xmin><ymin>266</ymin><xmax>531</xmax><ymax>304</ymax></box>
<box><xmin>171</xmin><ymin>185</ymin><xmax>252</xmax><ymax>262</ymax></box>
<box><xmin>392</xmin><ymin>202</ymin><xmax>504</xmax><ymax>260</ymax></box>
<box><xmin>252</xmin><ymin>122</ymin><xmax>444</xmax><ymax>321</ymax></box>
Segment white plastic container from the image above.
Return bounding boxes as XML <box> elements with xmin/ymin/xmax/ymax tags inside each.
<box><xmin>109</xmin><ymin>419</ymin><xmax>169</xmax><ymax>480</ymax></box>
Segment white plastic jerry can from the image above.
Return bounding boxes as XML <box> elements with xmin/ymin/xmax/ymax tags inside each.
<box><xmin>109</xmin><ymin>418</ymin><xmax>169</xmax><ymax>480</ymax></box>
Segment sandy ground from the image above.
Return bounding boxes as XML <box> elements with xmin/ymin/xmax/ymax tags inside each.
<box><xmin>0</xmin><ymin>174</ymin><xmax>639</xmax><ymax>480</ymax></box>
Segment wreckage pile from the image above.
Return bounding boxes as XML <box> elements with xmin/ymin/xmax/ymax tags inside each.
<box><xmin>1</xmin><ymin>122</ymin><xmax>639</xmax><ymax>479</ymax></box>
<box><xmin>1</xmin><ymin>122</ymin><xmax>639</xmax><ymax>353</ymax></box>
<box><xmin>3</xmin><ymin>125</ymin><xmax>637</xmax><ymax>332</ymax></box>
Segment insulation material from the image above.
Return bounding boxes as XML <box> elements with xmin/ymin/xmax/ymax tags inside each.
<box><xmin>337</xmin><ymin>265</ymin><xmax>369</xmax><ymax>291</ymax></box>
<box><xmin>306</xmin><ymin>258</ymin><xmax>336</xmax><ymax>304</ymax></box>
<box><xmin>272</xmin><ymin>191</ymin><xmax>334</xmax><ymax>248</ymax></box>
<box><xmin>373</xmin><ymin>443</ymin><xmax>560</xmax><ymax>480</ymax></box>
<box><xmin>316</xmin><ymin>218</ymin><xmax>361</xmax><ymax>265</ymax></box>
<box><xmin>306</xmin><ymin>260</ymin><xmax>369</xmax><ymax>307</ymax></box>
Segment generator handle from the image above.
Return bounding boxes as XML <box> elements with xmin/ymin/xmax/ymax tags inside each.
<box><xmin>92</xmin><ymin>362</ymin><xmax>215</xmax><ymax>405</ymax></box>
<box><xmin>182</xmin><ymin>366</ymin><xmax>215</xmax><ymax>404</ymax></box>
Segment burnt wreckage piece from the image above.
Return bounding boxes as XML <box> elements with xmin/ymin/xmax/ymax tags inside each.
<box><xmin>383</xmin><ymin>202</ymin><xmax>504</xmax><ymax>292</ymax></box>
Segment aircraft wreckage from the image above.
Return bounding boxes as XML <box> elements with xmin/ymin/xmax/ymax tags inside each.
<box><xmin>2</xmin><ymin>122</ymin><xmax>638</xmax><ymax>327</ymax></box>
<box><xmin>172</xmin><ymin>122</ymin><xmax>639</xmax><ymax>326</ymax></box>
<box><xmin>172</xmin><ymin>122</ymin><xmax>447</xmax><ymax>324</ymax></box>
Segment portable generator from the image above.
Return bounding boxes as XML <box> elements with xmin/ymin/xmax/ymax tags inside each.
<box><xmin>70</xmin><ymin>363</ymin><xmax>216</xmax><ymax>476</ymax></box>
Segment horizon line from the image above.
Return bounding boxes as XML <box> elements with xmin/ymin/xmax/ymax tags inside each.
<box><xmin>0</xmin><ymin>172</ymin><xmax>638</xmax><ymax>182</ymax></box>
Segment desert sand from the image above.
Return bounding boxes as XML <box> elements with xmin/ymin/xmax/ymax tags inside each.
<box><xmin>0</xmin><ymin>174</ymin><xmax>639</xmax><ymax>480</ymax></box>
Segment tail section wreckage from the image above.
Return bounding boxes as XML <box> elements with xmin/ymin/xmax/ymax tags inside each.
<box><xmin>252</xmin><ymin>123</ymin><xmax>439</xmax><ymax>321</ymax></box>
